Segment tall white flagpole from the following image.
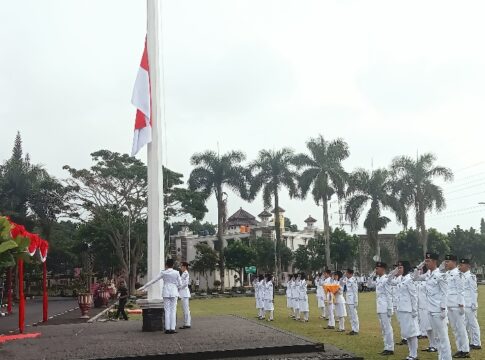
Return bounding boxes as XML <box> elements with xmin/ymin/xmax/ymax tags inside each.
<box><xmin>146</xmin><ymin>0</ymin><xmax>164</xmax><ymax>303</ymax></box>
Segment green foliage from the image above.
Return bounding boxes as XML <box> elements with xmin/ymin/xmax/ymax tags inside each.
<box><xmin>251</xmin><ymin>237</ymin><xmax>276</xmax><ymax>273</ymax></box>
<box><xmin>284</xmin><ymin>217</ymin><xmax>298</xmax><ymax>232</ymax></box>
<box><xmin>330</xmin><ymin>228</ymin><xmax>358</xmax><ymax>269</ymax></box>
<box><xmin>188</xmin><ymin>150</ymin><xmax>248</xmax><ymax>291</ymax></box>
<box><xmin>345</xmin><ymin>168</ymin><xmax>403</xmax><ymax>256</ymax></box>
<box><xmin>192</xmin><ymin>243</ymin><xmax>219</xmax><ymax>291</ymax></box>
<box><xmin>481</xmin><ymin>218</ymin><xmax>485</xmax><ymax>235</ymax></box>
<box><xmin>293</xmin><ymin>245</ymin><xmax>309</xmax><ymax>272</ymax></box>
<box><xmin>0</xmin><ymin>132</ymin><xmax>66</xmax><ymax>234</ymax></box>
<box><xmin>397</xmin><ymin>228</ymin><xmax>450</xmax><ymax>264</ymax></box>
<box><xmin>391</xmin><ymin>153</ymin><xmax>453</xmax><ymax>255</ymax></box>
<box><xmin>296</xmin><ymin>135</ymin><xmax>349</xmax><ymax>268</ymax></box>
<box><xmin>448</xmin><ymin>226</ymin><xmax>485</xmax><ymax>264</ymax></box>
<box><xmin>225</xmin><ymin>240</ymin><xmax>256</xmax><ymax>273</ymax></box>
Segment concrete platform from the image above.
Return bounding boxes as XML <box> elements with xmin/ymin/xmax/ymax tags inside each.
<box><xmin>0</xmin><ymin>315</ymin><xmax>363</xmax><ymax>360</ymax></box>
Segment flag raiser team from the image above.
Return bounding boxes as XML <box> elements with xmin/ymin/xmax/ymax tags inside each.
<box><xmin>254</xmin><ymin>254</ymin><xmax>481</xmax><ymax>360</ymax></box>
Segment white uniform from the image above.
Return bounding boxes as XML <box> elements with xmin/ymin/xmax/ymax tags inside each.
<box><xmin>257</xmin><ymin>280</ymin><xmax>265</xmax><ymax>317</ymax></box>
<box><xmin>395</xmin><ymin>273</ymin><xmax>420</xmax><ymax>359</ymax></box>
<box><xmin>425</xmin><ymin>268</ymin><xmax>452</xmax><ymax>360</ymax></box>
<box><xmin>463</xmin><ymin>270</ymin><xmax>481</xmax><ymax>347</ymax></box>
<box><xmin>264</xmin><ymin>279</ymin><xmax>274</xmax><ymax>320</ymax></box>
<box><xmin>315</xmin><ymin>277</ymin><xmax>325</xmax><ymax>310</ymax></box>
<box><xmin>376</xmin><ymin>274</ymin><xmax>394</xmax><ymax>352</ymax></box>
<box><xmin>293</xmin><ymin>278</ymin><xmax>301</xmax><ymax>319</ymax></box>
<box><xmin>446</xmin><ymin>267</ymin><xmax>470</xmax><ymax>353</ymax></box>
<box><xmin>345</xmin><ymin>275</ymin><xmax>359</xmax><ymax>333</ymax></box>
<box><xmin>298</xmin><ymin>279</ymin><xmax>309</xmax><ymax>320</ymax></box>
<box><xmin>179</xmin><ymin>270</ymin><xmax>191</xmax><ymax>327</ymax></box>
<box><xmin>324</xmin><ymin>277</ymin><xmax>335</xmax><ymax>326</ymax></box>
<box><xmin>140</xmin><ymin>268</ymin><xmax>182</xmax><ymax>331</ymax></box>
<box><xmin>286</xmin><ymin>280</ymin><xmax>291</xmax><ymax>308</ymax></box>
<box><xmin>335</xmin><ymin>279</ymin><xmax>347</xmax><ymax>331</ymax></box>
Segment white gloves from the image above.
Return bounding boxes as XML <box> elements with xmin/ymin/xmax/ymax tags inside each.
<box><xmin>417</xmin><ymin>261</ymin><xmax>426</xmax><ymax>270</ymax></box>
<box><xmin>459</xmin><ymin>306</ymin><xmax>465</xmax><ymax>316</ymax></box>
<box><xmin>438</xmin><ymin>261</ymin><xmax>446</xmax><ymax>272</ymax></box>
<box><xmin>471</xmin><ymin>304</ymin><xmax>478</xmax><ymax>311</ymax></box>
<box><xmin>138</xmin><ymin>286</ymin><xmax>146</xmax><ymax>292</ymax></box>
<box><xmin>440</xmin><ymin>308</ymin><xmax>447</xmax><ymax>320</ymax></box>
<box><xmin>387</xmin><ymin>309</ymin><xmax>393</xmax><ymax>318</ymax></box>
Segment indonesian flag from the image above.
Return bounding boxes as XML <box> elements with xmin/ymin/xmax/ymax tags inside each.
<box><xmin>131</xmin><ymin>40</ymin><xmax>152</xmax><ymax>156</ymax></box>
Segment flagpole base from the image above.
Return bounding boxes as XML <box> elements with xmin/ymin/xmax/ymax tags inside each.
<box><xmin>137</xmin><ymin>299</ymin><xmax>164</xmax><ymax>332</ymax></box>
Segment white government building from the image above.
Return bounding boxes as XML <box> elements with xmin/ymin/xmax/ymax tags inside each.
<box><xmin>169</xmin><ymin>207</ymin><xmax>322</xmax><ymax>290</ymax></box>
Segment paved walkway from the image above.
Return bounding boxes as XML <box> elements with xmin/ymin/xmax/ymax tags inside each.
<box><xmin>0</xmin><ymin>315</ymin><xmax>362</xmax><ymax>360</ymax></box>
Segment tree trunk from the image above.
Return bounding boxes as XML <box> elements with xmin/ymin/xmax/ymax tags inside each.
<box><xmin>274</xmin><ymin>190</ymin><xmax>281</xmax><ymax>282</ymax></box>
<box><xmin>420</xmin><ymin>210</ymin><xmax>428</xmax><ymax>257</ymax></box>
<box><xmin>216</xmin><ymin>189</ymin><xmax>226</xmax><ymax>292</ymax></box>
<box><xmin>322</xmin><ymin>197</ymin><xmax>331</xmax><ymax>269</ymax></box>
<box><xmin>375</xmin><ymin>232</ymin><xmax>381</xmax><ymax>258</ymax></box>
<box><xmin>129</xmin><ymin>261</ymin><xmax>138</xmax><ymax>295</ymax></box>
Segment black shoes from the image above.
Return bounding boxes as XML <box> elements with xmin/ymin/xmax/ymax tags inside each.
<box><xmin>165</xmin><ymin>330</ymin><xmax>177</xmax><ymax>334</ymax></box>
<box><xmin>421</xmin><ymin>347</ymin><xmax>437</xmax><ymax>352</ymax></box>
<box><xmin>396</xmin><ymin>339</ymin><xmax>408</xmax><ymax>345</ymax></box>
<box><xmin>380</xmin><ymin>350</ymin><xmax>394</xmax><ymax>356</ymax></box>
<box><xmin>453</xmin><ymin>352</ymin><xmax>471</xmax><ymax>358</ymax></box>
<box><xmin>470</xmin><ymin>344</ymin><xmax>482</xmax><ymax>350</ymax></box>
<box><xmin>347</xmin><ymin>331</ymin><xmax>358</xmax><ymax>335</ymax></box>
<box><xmin>179</xmin><ymin>325</ymin><xmax>191</xmax><ymax>329</ymax></box>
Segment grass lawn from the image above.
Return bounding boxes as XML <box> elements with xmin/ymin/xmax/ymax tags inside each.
<box><xmin>181</xmin><ymin>287</ymin><xmax>485</xmax><ymax>359</ymax></box>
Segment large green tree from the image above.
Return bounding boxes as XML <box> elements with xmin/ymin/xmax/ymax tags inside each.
<box><xmin>448</xmin><ymin>226</ymin><xmax>485</xmax><ymax>265</ymax></box>
<box><xmin>297</xmin><ymin>135</ymin><xmax>349</xmax><ymax>268</ymax></box>
<box><xmin>249</xmin><ymin>148</ymin><xmax>299</xmax><ymax>276</ymax></box>
<box><xmin>391</xmin><ymin>153</ymin><xmax>453</xmax><ymax>256</ymax></box>
<box><xmin>0</xmin><ymin>132</ymin><xmax>67</xmax><ymax>235</ymax></box>
<box><xmin>191</xmin><ymin>242</ymin><xmax>219</xmax><ymax>291</ymax></box>
<box><xmin>345</xmin><ymin>168</ymin><xmax>405</xmax><ymax>258</ymax></box>
<box><xmin>397</xmin><ymin>228</ymin><xmax>450</xmax><ymax>264</ymax></box>
<box><xmin>225</xmin><ymin>240</ymin><xmax>256</xmax><ymax>285</ymax></box>
<box><xmin>330</xmin><ymin>228</ymin><xmax>358</xmax><ymax>269</ymax></box>
<box><xmin>64</xmin><ymin>150</ymin><xmax>206</xmax><ymax>293</ymax></box>
<box><xmin>188</xmin><ymin>150</ymin><xmax>248</xmax><ymax>292</ymax></box>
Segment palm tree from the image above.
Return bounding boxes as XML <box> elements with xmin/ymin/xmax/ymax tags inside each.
<box><xmin>391</xmin><ymin>153</ymin><xmax>453</xmax><ymax>256</ymax></box>
<box><xmin>296</xmin><ymin>135</ymin><xmax>349</xmax><ymax>268</ymax></box>
<box><xmin>188</xmin><ymin>150</ymin><xmax>248</xmax><ymax>292</ymax></box>
<box><xmin>345</xmin><ymin>168</ymin><xmax>405</xmax><ymax>257</ymax></box>
<box><xmin>248</xmin><ymin>148</ymin><xmax>299</xmax><ymax>276</ymax></box>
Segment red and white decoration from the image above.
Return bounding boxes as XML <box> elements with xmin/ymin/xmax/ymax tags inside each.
<box><xmin>131</xmin><ymin>39</ymin><xmax>152</xmax><ymax>156</ymax></box>
<box><xmin>4</xmin><ymin>218</ymin><xmax>50</xmax><ymax>333</ymax></box>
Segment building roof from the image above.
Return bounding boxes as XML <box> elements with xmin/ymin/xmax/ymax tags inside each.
<box><xmin>258</xmin><ymin>210</ymin><xmax>272</xmax><ymax>218</ymax></box>
<box><xmin>226</xmin><ymin>207</ymin><xmax>258</xmax><ymax>227</ymax></box>
<box><xmin>304</xmin><ymin>215</ymin><xmax>317</xmax><ymax>223</ymax></box>
<box><xmin>271</xmin><ymin>206</ymin><xmax>285</xmax><ymax>213</ymax></box>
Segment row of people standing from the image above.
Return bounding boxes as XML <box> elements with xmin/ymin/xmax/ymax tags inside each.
<box><xmin>253</xmin><ymin>273</ymin><xmax>275</xmax><ymax>321</ymax></box>
<box><xmin>374</xmin><ymin>254</ymin><xmax>481</xmax><ymax>360</ymax></box>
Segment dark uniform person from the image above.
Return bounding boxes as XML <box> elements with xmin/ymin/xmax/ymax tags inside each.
<box><xmin>116</xmin><ymin>280</ymin><xmax>129</xmax><ymax>320</ymax></box>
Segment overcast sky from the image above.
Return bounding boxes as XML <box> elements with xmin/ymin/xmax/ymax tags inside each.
<box><xmin>2</xmin><ymin>0</ymin><xmax>485</xmax><ymax>234</ymax></box>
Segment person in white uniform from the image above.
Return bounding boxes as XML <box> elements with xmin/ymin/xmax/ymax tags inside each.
<box><xmin>444</xmin><ymin>254</ymin><xmax>470</xmax><ymax>358</ymax></box>
<box><xmin>324</xmin><ymin>270</ymin><xmax>335</xmax><ymax>328</ymax></box>
<box><xmin>415</xmin><ymin>266</ymin><xmax>438</xmax><ymax>353</ymax></box>
<box><xmin>264</xmin><ymin>273</ymin><xmax>274</xmax><ymax>321</ymax></box>
<box><xmin>375</xmin><ymin>262</ymin><xmax>395</xmax><ymax>356</ymax></box>
<box><xmin>178</xmin><ymin>262</ymin><xmax>191</xmax><ymax>329</ymax></box>
<box><xmin>415</xmin><ymin>252</ymin><xmax>452</xmax><ymax>360</ymax></box>
<box><xmin>345</xmin><ymin>269</ymin><xmax>359</xmax><ymax>335</ymax></box>
<box><xmin>257</xmin><ymin>274</ymin><xmax>265</xmax><ymax>320</ymax></box>
<box><xmin>138</xmin><ymin>258</ymin><xmax>182</xmax><ymax>334</ymax></box>
<box><xmin>298</xmin><ymin>273</ymin><xmax>310</xmax><ymax>322</ymax></box>
<box><xmin>315</xmin><ymin>273</ymin><xmax>325</xmax><ymax>319</ymax></box>
<box><xmin>252</xmin><ymin>275</ymin><xmax>260</xmax><ymax>318</ymax></box>
<box><xmin>333</xmin><ymin>271</ymin><xmax>347</xmax><ymax>332</ymax></box>
<box><xmin>391</xmin><ymin>261</ymin><xmax>420</xmax><ymax>360</ymax></box>
<box><xmin>459</xmin><ymin>258</ymin><xmax>481</xmax><ymax>351</ymax></box>
<box><xmin>293</xmin><ymin>273</ymin><xmax>301</xmax><ymax>320</ymax></box>
<box><xmin>286</xmin><ymin>274</ymin><xmax>294</xmax><ymax>317</ymax></box>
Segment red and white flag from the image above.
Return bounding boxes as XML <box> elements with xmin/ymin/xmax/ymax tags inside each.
<box><xmin>131</xmin><ymin>40</ymin><xmax>152</xmax><ymax>156</ymax></box>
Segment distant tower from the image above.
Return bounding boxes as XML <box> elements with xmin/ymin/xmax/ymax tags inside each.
<box><xmin>304</xmin><ymin>215</ymin><xmax>317</xmax><ymax>233</ymax></box>
<box><xmin>271</xmin><ymin>206</ymin><xmax>286</xmax><ymax>233</ymax></box>
<box><xmin>258</xmin><ymin>210</ymin><xmax>272</xmax><ymax>227</ymax></box>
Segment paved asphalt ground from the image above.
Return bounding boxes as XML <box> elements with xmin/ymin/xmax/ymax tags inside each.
<box><xmin>0</xmin><ymin>315</ymin><xmax>362</xmax><ymax>360</ymax></box>
<box><xmin>0</xmin><ymin>297</ymin><xmax>80</xmax><ymax>334</ymax></box>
